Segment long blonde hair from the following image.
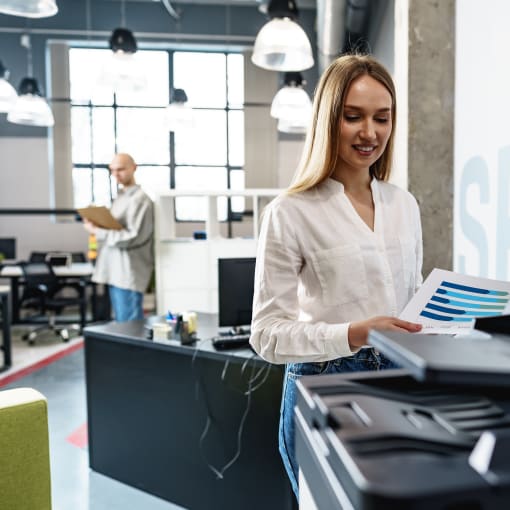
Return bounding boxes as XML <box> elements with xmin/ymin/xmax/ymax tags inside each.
<box><xmin>287</xmin><ymin>54</ymin><xmax>396</xmax><ymax>194</ymax></box>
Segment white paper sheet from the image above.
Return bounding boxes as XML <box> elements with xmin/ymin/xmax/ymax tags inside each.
<box><xmin>399</xmin><ymin>268</ymin><xmax>510</xmax><ymax>335</ymax></box>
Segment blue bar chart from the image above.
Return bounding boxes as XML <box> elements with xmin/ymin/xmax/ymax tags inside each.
<box><xmin>420</xmin><ymin>280</ymin><xmax>509</xmax><ymax>322</ymax></box>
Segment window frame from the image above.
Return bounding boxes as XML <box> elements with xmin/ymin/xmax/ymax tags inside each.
<box><xmin>68</xmin><ymin>46</ymin><xmax>245</xmax><ymax>229</ymax></box>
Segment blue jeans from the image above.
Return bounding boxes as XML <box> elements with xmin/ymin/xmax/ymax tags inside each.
<box><xmin>279</xmin><ymin>348</ymin><xmax>400</xmax><ymax>499</ymax></box>
<box><xmin>108</xmin><ymin>285</ymin><xmax>144</xmax><ymax>322</ymax></box>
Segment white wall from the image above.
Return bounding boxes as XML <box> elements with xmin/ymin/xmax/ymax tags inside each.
<box><xmin>277</xmin><ymin>139</ymin><xmax>304</xmax><ymax>188</ymax></box>
<box><xmin>0</xmin><ymin>137</ymin><xmax>87</xmax><ymax>261</ymax></box>
<box><xmin>455</xmin><ymin>0</ymin><xmax>510</xmax><ymax>279</ymax></box>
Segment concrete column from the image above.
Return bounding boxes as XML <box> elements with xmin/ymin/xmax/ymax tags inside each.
<box><xmin>398</xmin><ymin>0</ymin><xmax>455</xmax><ymax>277</ymax></box>
<box><xmin>243</xmin><ymin>52</ymin><xmax>278</xmax><ymax>190</ymax></box>
<box><xmin>47</xmin><ymin>41</ymin><xmax>73</xmax><ymax>214</ymax></box>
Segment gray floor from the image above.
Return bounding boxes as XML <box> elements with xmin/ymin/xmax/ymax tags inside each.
<box><xmin>5</xmin><ymin>348</ymin><xmax>184</xmax><ymax>510</ymax></box>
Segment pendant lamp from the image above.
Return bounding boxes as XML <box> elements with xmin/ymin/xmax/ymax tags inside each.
<box><xmin>166</xmin><ymin>88</ymin><xmax>194</xmax><ymax>132</ymax></box>
<box><xmin>0</xmin><ymin>0</ymin><xmax>58</xmax><ymax>18</ymax></box>
<box><xmin>271</xmin><ymin>72</ymin><xmax>311</xmax><ymax>134</ymax></box>
<box><xmin>252</xmin><ymin>0</ymin><xmax>314</xmax><ymax>72</ymax></box>
<box><xmin>7</xmin><ymin>35</ymin><xmax>54</xmax><ymax>127</ymax></box>
<box><xmin>7</xmin><ymin>77</ymin><xmax>54</xmax><ymax>127</ymax></box>
<box><xmin>0</xmin><ymin>60</ymin><xmax>17</xmax><ymax>112</ymax></box>
<box><xmin>98</xmin><ymin>27</ymin><xmax>146</xmax><ymax>92</ymax></box>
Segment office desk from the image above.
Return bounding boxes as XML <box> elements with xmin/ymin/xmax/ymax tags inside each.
<box><xmin>84</xmin><ymin>317</ymin><xmax>295</xmax><ymax>510</ymax></box>
<box><xmin>0</xmin><ymin>263</ymin><xmax>95</xmax><ymax>324</ymax></box>
<box><xmin>0</xmin><ymin>285</ymin><xmax>11</xmax><ymax>371</ymax></box>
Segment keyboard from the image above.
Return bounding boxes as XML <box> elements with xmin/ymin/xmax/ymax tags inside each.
<box><xmin>211</xmin><ymin>334</ymin><xmax>251</xmax><ymax>351</ymax></box>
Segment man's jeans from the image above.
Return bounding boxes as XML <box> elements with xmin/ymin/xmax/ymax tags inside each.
<box><xmin>279</xmin><ymin>348</ymin><xmax>400</xmax><ymax>499</ymax></box>
<box><xmin>108</xmin><ymin>285</ymin><xmax>144</xmax><ymax>322</ymax></box>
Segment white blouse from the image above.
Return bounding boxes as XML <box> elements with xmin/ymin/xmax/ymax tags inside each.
<box><xmin>250</xmin><ymin>178</ymin><xmax>423</xmax><ymax>364</ymax></box>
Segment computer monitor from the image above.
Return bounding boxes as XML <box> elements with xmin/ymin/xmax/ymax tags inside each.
<box><xmin>45</xmin><ymin>252</ymin><xmax>72</xmax><ymax>267</ymax></box>
<box><xmin>0</xmin><ymin>238</ymin><xmax>16</xmax><ymax>261</ymax></box>
<box><xmin>218</xmin><ymin>257</ymin><xmax>256</xmax><ymax>331</ymax></box>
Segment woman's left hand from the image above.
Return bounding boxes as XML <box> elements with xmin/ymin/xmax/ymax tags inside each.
<box><xmin>348</xmin><ymin>316</ymin><xmax>422</xmax><ymax>349</ymax></box>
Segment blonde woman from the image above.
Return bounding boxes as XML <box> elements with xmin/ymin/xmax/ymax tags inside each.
<box><xmin>250</xmin><ymin>54</ymin><xmax>423</xmax><ymax>498</ymax></box>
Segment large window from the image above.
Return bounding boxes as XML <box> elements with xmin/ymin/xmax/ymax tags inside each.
<box><xmin>69</xmin><ymin>48</ymin><xmax>245</xmax><ymax>221</ymax></box>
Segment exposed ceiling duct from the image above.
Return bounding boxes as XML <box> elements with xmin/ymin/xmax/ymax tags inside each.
<box><xmin>316</xmin><ymin>0</ymin><xmax>346</xmax><ymax>74</ymax></box>
<box><xmin>316</xmin><ymin>0</ymin><xmax>373</xmax><ymax>74</ymax></box>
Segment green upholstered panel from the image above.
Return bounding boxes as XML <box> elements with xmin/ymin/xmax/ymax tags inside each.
<box><xmin>0</xmin><ymin>388</ymin><xmax>52</xmax><ymax>510</ymax></box>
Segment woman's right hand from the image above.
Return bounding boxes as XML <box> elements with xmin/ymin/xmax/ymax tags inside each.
<box><xmin>348</xmin><ymin>316</ymin><xmax>422</xmax><ymax>349</ymax></box>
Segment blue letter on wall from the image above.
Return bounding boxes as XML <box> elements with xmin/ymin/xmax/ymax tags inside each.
<box><xmin>459</xmin><ymin>156</ymin><xmax>488</xmax><ymax>276</ymax></box>
<box><xmin>497</xmin><ymin>146</ymin><xmax>510</xmax><ymax>280</ymax></box>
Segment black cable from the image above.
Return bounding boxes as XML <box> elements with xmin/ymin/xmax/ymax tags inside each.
<box><xmin>193</xmin><ymin>346</ymin><xmax>271</xmax><ymax>480</ymax></box>
<box><xmin>221</xmin><ymin>358</ymin><xmax>230</xmax><ymax>381</ymax></box>
<box><xmin>208</xmin><ymin>356</ymin><xmax>257</xmax><ymax>479</ymax></box>
<box><xmin>245</xmin><ymin>363</ymin><xmax>272</xmax><ymax>395</ymax></box>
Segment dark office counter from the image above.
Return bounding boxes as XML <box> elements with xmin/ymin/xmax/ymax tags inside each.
<box><xmin>84</xmin><ymin>316</ymin><xmax>295</xmax><ymax>510</ymax></box>
<box><xmin>0</xmin><ymin>285</ymin><xmax>12</xmax><ymax>370</ymax></box>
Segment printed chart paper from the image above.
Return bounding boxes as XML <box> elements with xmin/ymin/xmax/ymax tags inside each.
<box><xmin>400</xmin><ymin>268</ymin><xmax>510</xmax><ymax>334</ymax></box>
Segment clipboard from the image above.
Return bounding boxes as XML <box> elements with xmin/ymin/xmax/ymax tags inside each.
<box><xmin>77</xmin><ymin>206</ymin><xmax>123</xmax><ymax>230</ymax></box>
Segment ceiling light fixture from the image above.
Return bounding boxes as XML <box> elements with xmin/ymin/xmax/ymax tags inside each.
<box><xmin>7</xmin><ymin>77</ymin><xmax>54</xmax><ymax>126</ymax></box>
<box><xmin>0</xmin><ymin>60</ymin><xmax>17</xmax><ymax>112</ymax></box>
<box><xmin>0</xmin><ymin>0</ymin><xmax>58</xmax><ymax>18</ymax></box>
<box><xmin>270</xmin><ymin>72</ymin><xmax>312</xmax><ymax>133</ymax></box>
<box><xmin>166</xmin><ymin>88</ymin><xmax>193</xmax><ymax>132</ymax></box>
<box><xmin>251</xmin><ymin>0</ymin><xmax>314</xmax><ymax>72</ymax></box>
<box><xmin>99</xmin><ymin>0</ymin><xmax>147</xmax><ymax>92</ymax></box>
<box><xmin>7</xmin><ymin>34</ymin><xmax>54</xmax><ymax>127</ymax></box>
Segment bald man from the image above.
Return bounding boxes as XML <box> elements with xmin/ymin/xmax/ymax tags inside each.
<box><xmin>83</xmin><ymin>153</ymin><xmax>154</xmax><ymax>322</ymax></box>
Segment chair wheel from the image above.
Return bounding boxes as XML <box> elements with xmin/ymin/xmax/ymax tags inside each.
<box><xmin>22</xmin><ymin>333</ymin><xmax>29</xmax><ymax>341</ymax></box>
<box><xmin>28</xmin><ymin>339</ymin><xmax>35</xmax><ymax>346</ymax></box>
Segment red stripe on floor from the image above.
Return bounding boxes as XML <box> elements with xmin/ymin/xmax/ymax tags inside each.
<box><xmin>67</xmin><ymin>422</ymin><xmax>88</xmax><ymax>449</ymax></box>
<box><xmin>0</xmin><ymin>339</ymin><xmax>84</xmax><ymax>388</ymax></box>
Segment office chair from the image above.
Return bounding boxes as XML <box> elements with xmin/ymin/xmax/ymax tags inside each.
<box><xmin>28</xmin><ymin>252</ymin><xmax>48</xmax><ymax>263</ymax></box>
<box><xmin>19</xmin><ymin>262</ymin><xmax>87</xmax><ymax>345</ymax></box>
<box><xmin>71</xmin><ymin>252</ymin><xmax>87</xmax><ymax>263</ymax></box>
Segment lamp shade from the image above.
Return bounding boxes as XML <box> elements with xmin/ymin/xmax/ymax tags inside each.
<box><xmin>7</xmin><ymin>77</ymin><xmax>54</xmax><ymax>127</ymax></box>
<box><xmin>0</xmin><ymin>60</ymin><xmax>17</xmax><ymax>112</ymax></box>
<box><xmin>0</xmin><ymin>0</ymin><xmax>58</xmax><ymax>18</ymax></box>
<box><xmin>270</xmin><ymin>72</ymin><xmax>312</xmax><ymax>125</ymax></box>
<box><xmin>166</xmin><ymin>88</ymin><xmax>193</xmax><ymax>132</ymax></box>
<box><xmin>251</xmin><ymin>18</ymin><xmax>314</xmax><ymax>72</ymax></box>
<box><xmin>271</xmin><ymin>86</ymin><xmax>311</xmax><ymax>120</ymax></box>
<box><xmin>109</xmin><ymin>28</ymin><xmax>138</xmax><ymax>54</ymax></box>
<box><xmin>98</xmin><ymin>28</ymin><xmax>145</xmax><ymax>92</ymax></box>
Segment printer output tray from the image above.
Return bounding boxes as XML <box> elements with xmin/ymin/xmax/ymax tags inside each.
<box><xmin>295</xmin><ymin>370</ymin><xmax>510</xmax><ymax>510</ymax></box>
